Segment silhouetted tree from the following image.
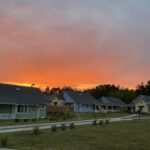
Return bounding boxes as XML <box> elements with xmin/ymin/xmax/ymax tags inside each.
<box><xmin>50</xmin><ymin>87</ymin><xmax>61</xmax><ymax>95</ymax></box>
<box><xmin>84</xmin><ymin>84</ymin><xmax>120</xmax><ymax>98</ymax></box>
<box><xmin>62</xmin><ymin>86</ymin><xmax>74</xmax><ymax>92</ymax></box>
<box><xmin>136</xmin><ymin>80</ymin><xmax>150</xmax><ymax>95</ymax></box>
<box><xmin>84</xmin><ymin>84</ymin><xmax>137</xmax><ymax>104</ymax></box>
<box><xmin>44</xmin><ymin>86</ymin><xmax>50</xmax><ymax>94</ymax></box>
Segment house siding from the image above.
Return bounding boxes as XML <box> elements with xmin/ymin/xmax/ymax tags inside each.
<box><xmin>74</xmin><ymin>104</ymin><xmax>94</xmax><ymax>113</ymax></box>
<box><xmin>51</xmin><ymin>97</ymin><xmax>65</xmax><ymax>106</ymax></box>
<box><xmin>39</xmin><ymin>106</ymin><xmax>46</xmax><ymax>118</ymax></box>
<box><xmin>0</xmin><ymin>105</ymin><xmax>46</xmax><ymax>119</ymax></box>
<box><xmin>135</xmin><ymin>99</ymin><xmax>149</xmax><ymax>113</ymax></box>
<box><xmin>16</xmin><ymin>106</ymin><xmax>38</xmax><ymax>119</ymax></box>
<box><xmin>63</xmin><ymin>92</ymin><xmax>95</xmax><ymax>113</ymax></box>
<box><xmin>16</xmin><ymin>106</ymin><xmax>46</xmax><ymax>119</ymax></box>
<box><xmin>148</xmin><ymin>105</ymin><xmax>150</xmax><ymax>112</ymax></box>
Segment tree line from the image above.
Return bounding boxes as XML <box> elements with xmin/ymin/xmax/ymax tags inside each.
<box><xmin>84</xmin><ymin>80</ymin><xmax>150</xmax><ymax>104</ymax></box>
<box><xmin>44</xmin><ymin>80</ymin><xmax>150</xmax><ymax>104</ymax></box>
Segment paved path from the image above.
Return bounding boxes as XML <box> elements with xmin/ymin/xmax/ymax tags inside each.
<box><xmin>0</xmin><ymin>114</ymin><xmax>139</xmax><ymax>134</ymax></box>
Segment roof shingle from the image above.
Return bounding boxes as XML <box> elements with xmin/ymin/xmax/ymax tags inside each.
<box><xmin>0</xmin><ymin>83</ymin><xmax>48</xmax><ymax>105</ymax></box>
<box><xmin>63</xmin><ymin>91</ymin><xmax>101</xmax><ymax>105</ymax></box>
<box><xmin>99</xmin><ymin>96</ymin><xmax>126</xmax><ymax>106</ymax></box>
<box><xmin>130</xmin><ymin>95</ymin><xmax>150</xmax><ymax>104</ymax></box>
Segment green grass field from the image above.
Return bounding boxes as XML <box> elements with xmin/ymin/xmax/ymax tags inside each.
<box><xmin>0</xmin><ymin>119</ymin><xmax>150</xmax><ymax>150</ymax></box>
<box><xmin>0</xmin><ymin>112</ymin><xmax>128</xmax><ymax>126</ymax></box>
<box><xmin>79</xmin><ymin>112</ymin><xmax>128</xmax><ymax>120</ymax></box>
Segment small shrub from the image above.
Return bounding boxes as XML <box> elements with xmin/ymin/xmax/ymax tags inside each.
<box><xmin>92</xmin><ymin>120</ymin><xmax>97</xmax><ymax>126</ymax></box>
<box><xmin>50</xmin><ymin>117</ymin><xmax>53</xmax><ymax>122</ymax></box>
<box><xmin>55</xmin><ymin>114</ymin><xmax>59</xmax><ymax>121</ymax></box>
<box><xmin>61</xmin><ymin>123</ymin><xmax>66</xmax><ymax>131</ymax></box>
<box><xmin>1</xmin><ymin>137</ymin><xmax>9</xmax><ymax>147</ymax></box>
<box><xmin>33</xmin><ymin>127</ymin><xmax>40</xmax><ymax>135</ymax></box>
<box><xmin>63</xmin><ymin>116</ymin><xmax>66</xmax><ymax>121</ymax></box>
<box><xmin>70</xmin><ymin>113</ymin><xmax>75</xmax><ymax>119</ymax></box>
<box><xmin>14</xmin><ymin>119</ymin><xmax>20</xmax><ymax>123</ymax></box>
<box><xmin>32</xmin><ymin>118</ymin><xmax>37</xmax><ymax>122</ymax></box>
<box><xmin>24</xmin><ymin>119</ymin><xmax>28</xmax><ymax>122</ymax></box>
<box><xmin>105</xmin><ymin>120</ymin><xmax>110</xmax><ymax>125</ymax></box>
<box><xmin>51</xmin><ymin>125</ymin><xmax>57</xmax><ymax>132</ymax></box>
<box><xmin>98</xmin><ymin>120</ymin><xmax>104</xmax><ymax>126</ymax></box>
<box><xmin>69</xmin><ymin>123</ymin><xmax>75</xmax><ymax>129</ymax></box>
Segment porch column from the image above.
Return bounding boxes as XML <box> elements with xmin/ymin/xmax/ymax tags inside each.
<box><xmin>94</xmin><ymin>104</ymin><xmax>97</xmax><ymax>112</ymax></box>
<box><xmin>131</xmin><ymin>106</ymin><xmax>134</xmax><ymax>113</ymax></box>
<box><xmin>106</xmin><ymin>105</ymin><xmax>108</xmax><ymax>112</ymax></box>
<box><xmin>112</xmin><ymin>106</ymin><xmax>114</xmax><ymax>112</ymax></box>
<box><xmin>14</xmin><ymin>105</ymin><xmax>18</xmax><ymax>118</ymax></box>
<box><xmin>79</xmin><ymin>103</ymin><xmax>82</xmax><ymax>113</ymax></box>
<box><xmin>37</xmin><ymin>106</ymin><xmax>40</xmax><ymax>119</ymax></box>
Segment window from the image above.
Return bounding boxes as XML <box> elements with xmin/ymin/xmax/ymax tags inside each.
<box><xmin>40</xmin><ymin>105</ymin><xmax>44</xmax><ymax>108</ymax></box>
<box><xmin>17</xmin><ymin>105</ymin><xmax>28</xmax><ymax>113</ymax></box>
<box><xmin>54</xmin><ymin>102</ymin><xmax>58</xmax><ymax>106</ymax></box>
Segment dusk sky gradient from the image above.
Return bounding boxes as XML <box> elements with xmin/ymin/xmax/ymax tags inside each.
<box><xmin>0</xmin><ymin>0</ymin><xmax>150</xmax><ymax>89</ymax></box>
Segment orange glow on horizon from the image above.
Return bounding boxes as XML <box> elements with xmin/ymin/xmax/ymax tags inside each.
<box><xmin>2</xmin><ymin>82</ymin><xmax>38</xmax><ymax>88</ymax></box>
<box><xmin>1</xmin><ymin>81</ymin><xmax>135</xmax><ymax>91</ymax></box>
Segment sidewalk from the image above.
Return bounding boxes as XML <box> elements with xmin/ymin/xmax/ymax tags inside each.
<box><xmin>0</xmin><ymin>114</ymin><xmax>138</xmax><ymax>134</ymax></box>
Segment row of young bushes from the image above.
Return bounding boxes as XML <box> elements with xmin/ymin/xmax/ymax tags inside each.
<box><xmin>48</xmin><ymin>113</ymin><xmax>75</xmax><ymax>122</ymax></box>
<box><xmin>0</xmin><ymin>123</ymin><xmax>75</xmax><ymax>147</ymax></box>
<box><xmin>92</xmin><ymin>120</ymin><xmax>110</xmax><ymax>126</ymax></box>
<box><xmin>14</xmin><ymin>118</ymin><xmax>37</xmax><ymax>123</ymax></box>
<box><xmin>14</xmin><ymin>113</ymin><xmax>75</xmax><ymax>123</ymax></box>
<box><xmin>33</xmin><ymin>123</ymin><xmax>75</xmax><ymax>135</ymax></box>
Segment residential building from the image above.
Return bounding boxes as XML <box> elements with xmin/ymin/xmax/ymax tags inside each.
<box><xmin>130</xmin><ymin>95</ymin><xmax>150</xmax><ymax>113</ymax></box>
<box><xmin>0</xmin><ymin>83</ymin><xmax>48</xmax><ymax>119</ymax></box>
<box><xmin>99</xmin><ymin>96</ymin><xmax>127</xmax><ymax>112</ymax></box>
<box><xmin>62</xmin><ymin>91</ymin><xmax>101</xmax><ymax>113</ymax></box>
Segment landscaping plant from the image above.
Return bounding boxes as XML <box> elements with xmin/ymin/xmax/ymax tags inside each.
<box><xmin>98</xmin><ymin>120</ymin><xmax>104</xmax><ymax>126</ymax></box>
<box><xmin>105</xmin><ymin>120</ymin><xmax>110</xmax><ymax>125</ymax></box>
<box><xmin>24</xmin><ymin>119</ymin><xmax>28</xmax><ymax>122</ymax></box>
<box><xmin>14</xmin><ymin>119</ymin><xmax>20</xmax><ymax>123</ymax></box>
<box><xmin>61</xmin><ymin>123</ymin><xmax>66</xmax><ymax>131</ymax></box>
<box><xmin>1</xmin><ymin>137</ymin><xmax>9</xmax><ymax>147</ymax></box>
<box><xmin>51</xmin><ymin>125</ymin><xmax>57</xmax><ymax>132</ymax></box>
<box><xmin>32</xmin><ymin>118</ymin><xmax>37</xmax><ymax>122</ymax></box>
<box><xmin>33</xmin><ymin>127</ymin><xmax>40</xmax><ymax>135</ymax></box>
<box><xmin>69</xmin><ymin>123</ymin><xmax>75</xmax><ymax>129</ymax></box>
<box><xmin>92</xmin><ymin>120</ymin><xmax>97</xmax><ymax>126</ymax></box>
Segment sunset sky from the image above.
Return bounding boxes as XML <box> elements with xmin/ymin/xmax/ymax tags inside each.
<box><xmin>0</xmin><ymin>0</ymin><xmax>150</xmax><ymax>90</ymax></box>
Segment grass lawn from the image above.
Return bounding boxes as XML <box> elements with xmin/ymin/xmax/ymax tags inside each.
<box><xmin>0</xmin><ymin>120</ymin><xmax>150</xmax><ymax>150</ymax></box>
<box><xmin>79</xmin><ymin>112</ymin><xmax>129</xmax><ymax>120</ymax></box>
<box><xmin>0</xmin><ymin>112</ymin><xmax>128</xmax><ymax>126</ymax></box>
<box><xmin>141</xmin><ymin>113</ymin><xmax>150</xmax><ymax>117</ymax></box>
<box><xmin>0</xmin><ymin>119</ymin><xmax>50</xmax><ymax>126</ymax></box>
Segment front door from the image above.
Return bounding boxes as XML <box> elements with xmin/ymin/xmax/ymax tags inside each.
<box><xmin>139</xmin><ymin>106</ymin><xmax>144</xmax><ymax>112</ymax></box>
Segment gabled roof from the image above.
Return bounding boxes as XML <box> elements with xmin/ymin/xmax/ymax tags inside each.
<box><xmin>63</xmin><ymin>91</ymin><xmax>101</xmax><ymax>105</ymax></box>
<box><xmin>130</xmin><ymin>95</ymin><xmax>150</xmax><ymax>105</ymax></box>
<box><xmin>0</xmin><ymin>83</ymin><xmax>48</xmax><ymax>105</ymax></box>
<box><xmin>48</xmin><ymin>94</ymin><xmax>65</xmax><ymax>102</ymax></box>
<box><xmin>99</xmin><ymin>96</ymin><xmax>126</xmax><ymax>106</ymax></box>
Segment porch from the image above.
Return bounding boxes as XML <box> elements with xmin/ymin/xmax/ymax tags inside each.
<box><xmin>94</xmin><ymin>104</ymin><xmax>127</xmax><ymax>113</ymax></box>
<box><xmin>0</xmin><ymin>104</ymin><xmax>16</xmax><ymax>119</ymax></box>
